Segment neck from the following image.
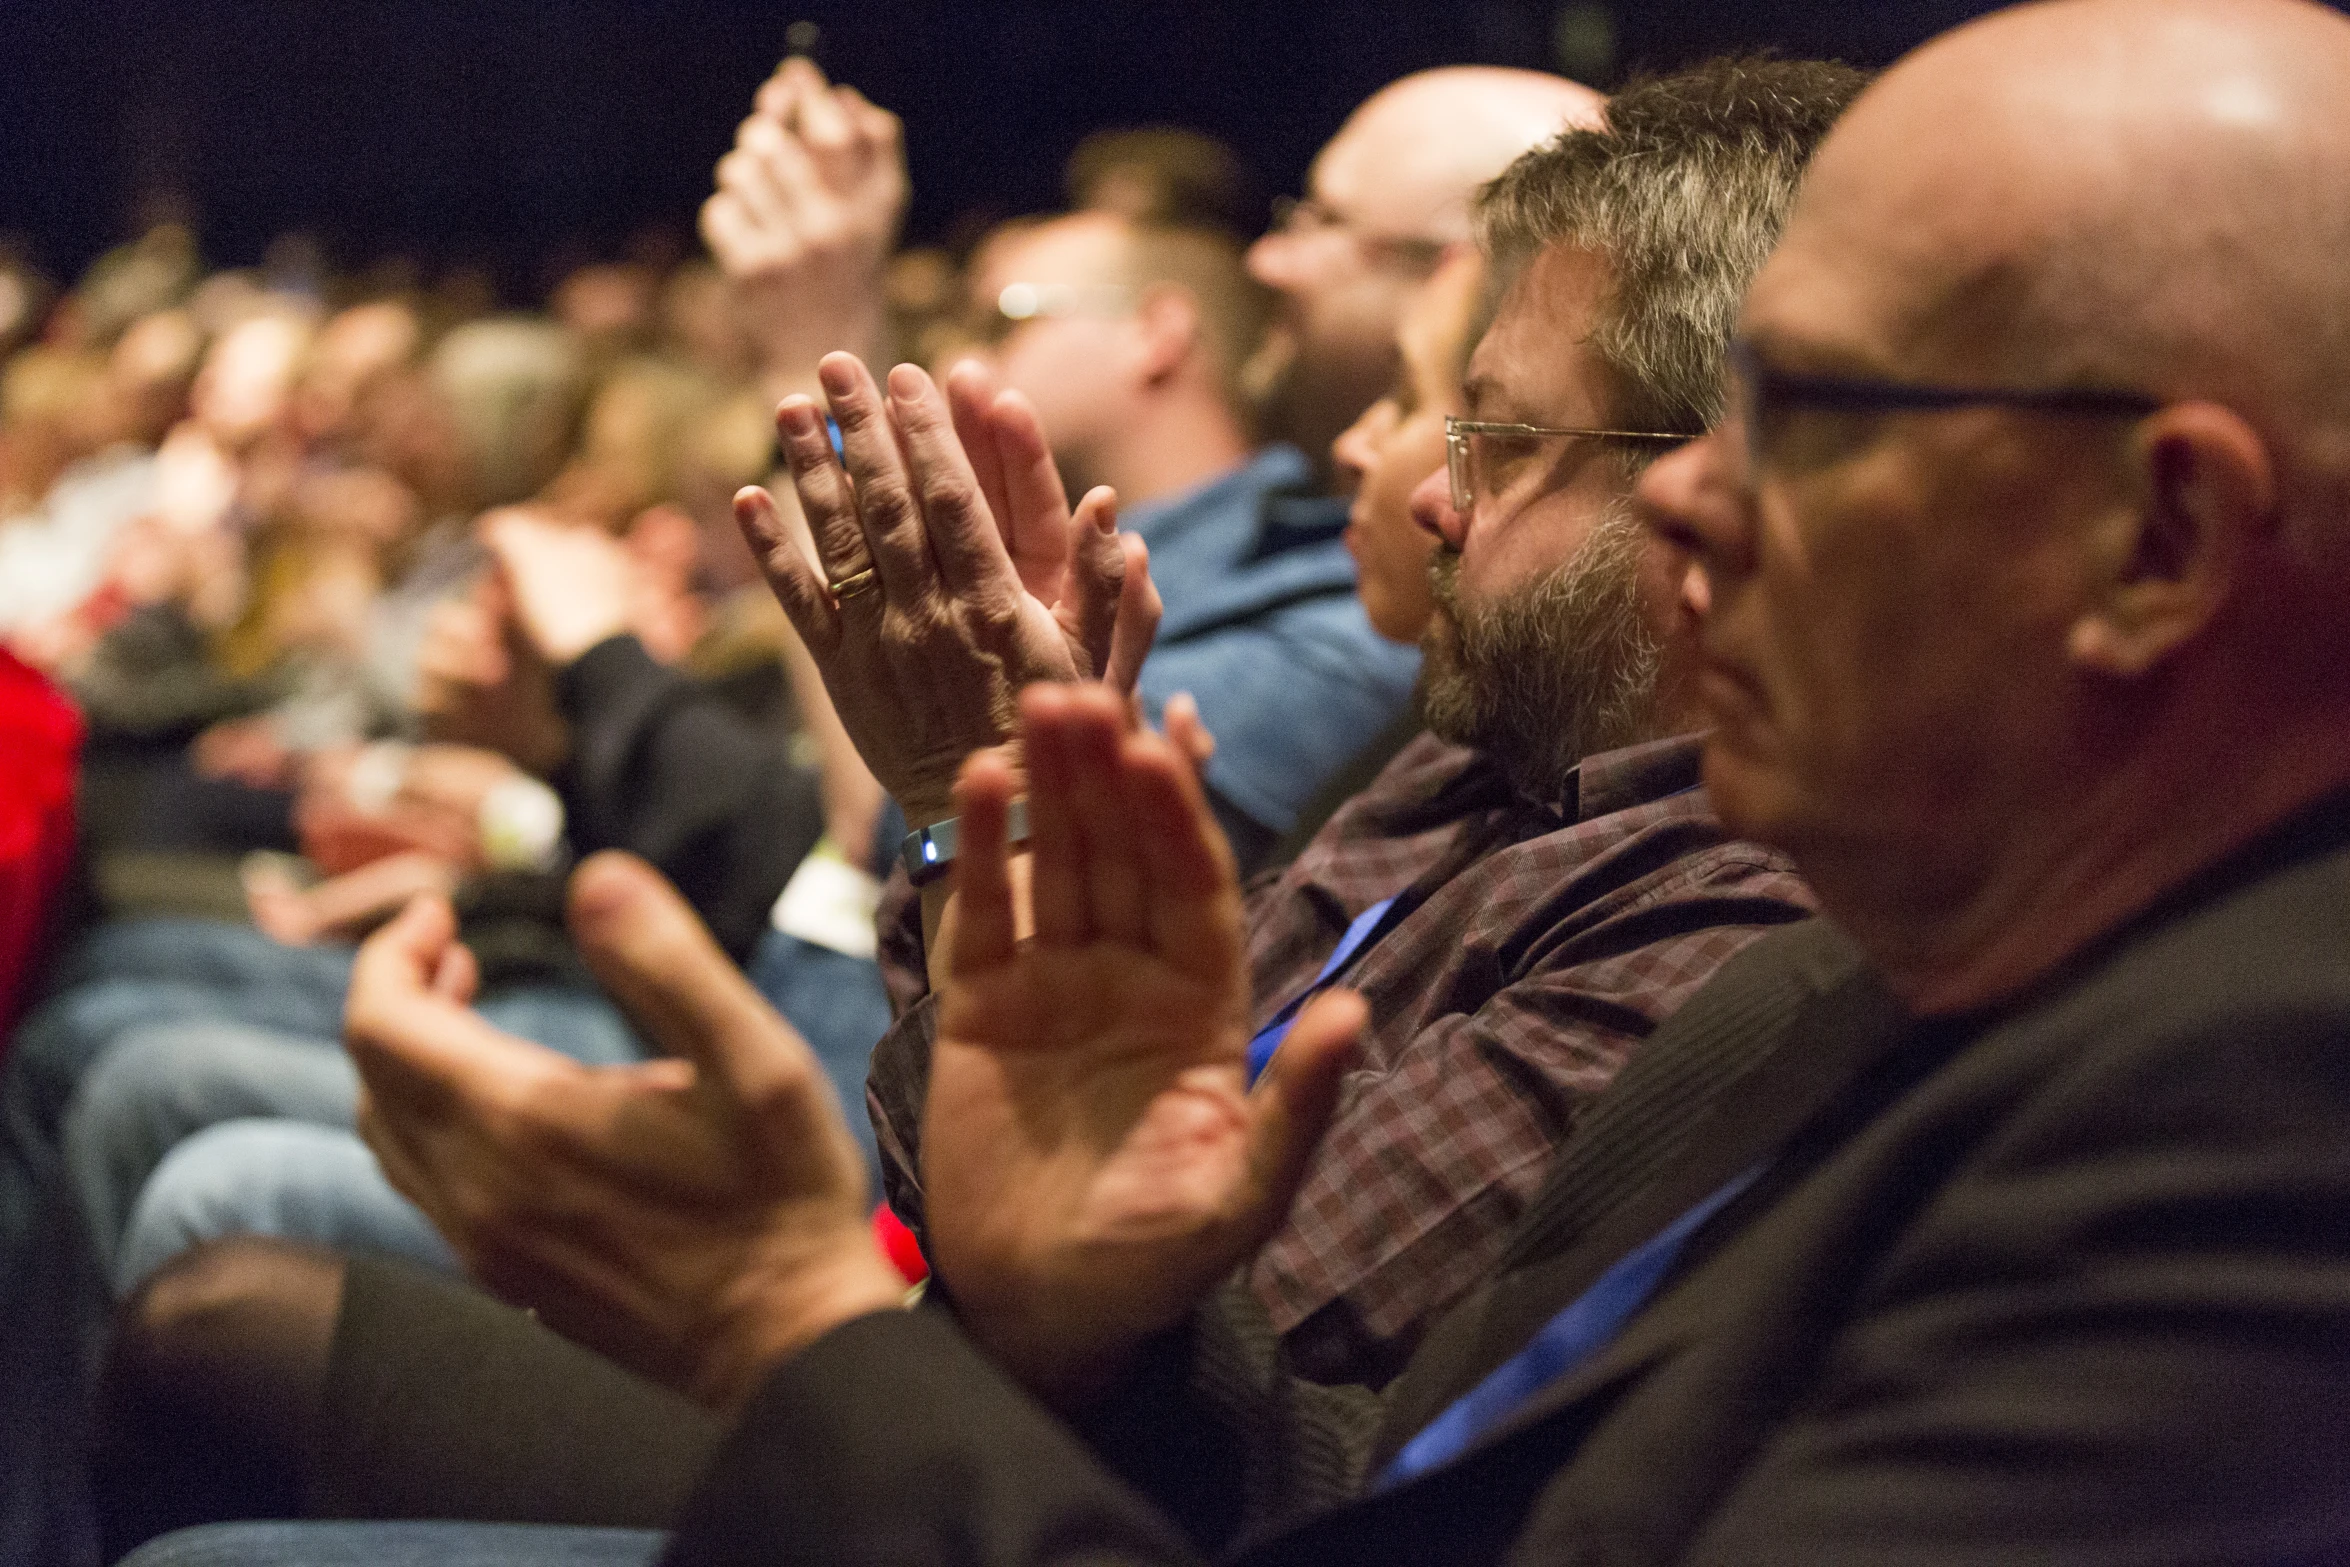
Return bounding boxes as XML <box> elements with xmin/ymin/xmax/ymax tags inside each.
<box><xmin>1093</xmin><ymin>394</ymin><xmax>1254</xmax><ymax>509</ymax></box>
<box><xmin>1823</xmin><ymin>713</ymin><xmax>2350</xmax><ymax>1017</ymax></box>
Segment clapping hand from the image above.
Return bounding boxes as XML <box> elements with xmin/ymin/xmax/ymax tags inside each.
<box><xmin>346</xmin><ymin>852</ymin><xmax>906</xmax><ymax>1411</ymax></box>
<box><xmin>920</xmin><ymin>684</ymin><xmax>1363</xmax><ymax>1406</ymax></box>
<box><xmin>700</xmin><ymin>57</ymin><xmax>905</xmax><ymax>391</ymax></box>
<box><xmin>734</xmin><ymin>352</ymin><xmax>1159</xmax><ymax>827</ymax></box>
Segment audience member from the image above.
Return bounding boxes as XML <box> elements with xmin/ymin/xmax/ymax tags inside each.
<box><xmin>955</xmin><ymin>208</ymin><xmax>1417</xmax><ymax>858</ymax></box>
<box><xmin>1244</xmin><ymin>68</ymin><xmax>1603</xmax><ymax>482</ymax></box>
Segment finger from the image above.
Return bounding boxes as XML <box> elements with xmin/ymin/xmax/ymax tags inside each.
<box><xmin>431</xmin><ymin>941</ymin><xmax>480</xmax><ymax>1005</ymax></box>
<box><xmin>839</xmin><ymin>88</ymin><xmax>902</xmax><ymax>155</ymax></box>
<box><xmin>1106</xmin><ymin>532</ymin><xmax>1161</xmax><ymax>695</ymax></box>
<box><xmin>1060</xmin><ymin>487</ymin><xmax>1125</xmax><ymax>680</ymax></box>
<box><xmin>1120</xmin><ymin>729</ymin><xmax>1244</xmax><ymax>981</ymax></box>
<box><xmin>699</xmin><ymin>192</ymin><xmax>754</xmax><ymax>268</ymax></box>
<box><xmin>736</xmin><ymin>483</ymin><xmax>839</xmax><ymax>654</ymax></box>
<box><xmin>1066</xmin><ymin>687</ymin><xmax>1149</xmax><ymax>945</ymax></box>
<box><xmin>942</xmin><ymin>360</ymin><xmax>1013</xmax><ymax>545</ymax></box>
<box><xmin>715</xmin><ymin>144</ymin><xmax>792</xmax><ymax>232</ymax></box>
<box><xmin>988</xmin><ymin>389</ymin><xmax>1076</xmax><ymax>603</ymax></box>
<box><xmin>1019</xmin><ymin>685</ymin><xmax>1091</xmax><ymax>947</ymax></box>
<box><xmin>344</xmin><ymin>897</ymin><xmax>562</xmax><ymax>1101</ymax></box>
<box><xmin>753</xmin><ymin>56</ymin><xmax>818</xmax><ymax>122</ymax></box>
<box><xmin>822</xmin><ymin>355</ymin><xmax>938</xmax><ymax>603</ymax></box>
<box><xmin>773</xmin><ymin>391</ymin><xmax>875</xmax><ymax>596</ymax></box>
<box><xmin>946</xmin><ymin>749</ymin><xmax>1020</xmax><ymax>972</ymax></box>
<box><xmin>887</xmin><ymin>362</ymin><xmax>1021</xmax><ymax>602</ymax></box>
<box><xmin>564</xmin><ymin>853</ymin><xmax>837</xmax><ymax>1144</ymax></box>
<box><xmin>797</xmin><ymin>79</ymin><xmax>854</xmax><ymax>154</ymax></box>
<box><xmin>1241</xmin><ymin>988</ymin><xmax>1365</xmax><ymax>1237</ymax></box>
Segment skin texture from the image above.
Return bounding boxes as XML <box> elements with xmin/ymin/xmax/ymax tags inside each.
<box><xmin>1332</xmin><ymin>246</ymin><xmax>1485</xmax><ymax>643</ymax></box>
<box><xmin>960</xmin><ymin>212</ymin><xmax>1252</xmax><ymax>506</ymax></box>
<box><xmin>1247</xmin><ymin>68</ymin><xmax>1604</xmax><ymax>479</ymax></box>
<box><xmin>1637</xmin><ymin>0</ymin><xmax>2350</xmax><ymax>1013</ymax></box>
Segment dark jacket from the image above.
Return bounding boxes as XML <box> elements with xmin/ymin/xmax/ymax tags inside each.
<box><xmin>667</xmin><ymin>790</ymin><xmax>2350</xmax><ymax>1566</ymax></box>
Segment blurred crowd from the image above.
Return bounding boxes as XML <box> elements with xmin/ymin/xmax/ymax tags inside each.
<box><xmin>11</xmin><ymin>6</ymin><xmax>2350</xmax><ymax>1565</ymax></box>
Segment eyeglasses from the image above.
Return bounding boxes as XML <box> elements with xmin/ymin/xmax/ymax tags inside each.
<box><xmin>1269</xmin><ymin>195</ymin><xmax>1448</xmax><ymax>274</ymax></box>
<box><xmin>1444</xmin><ymin>415</ymin><xmax>1694</xmax><ymax>517</ymax></box>
<box><xmin>969</xmin><ymin>281</ymin><xmax>1133</xmax><ymax>347</ymax></box>
<box><xmin>1726</xmin><ymin>341</ymin><xmax>2161</xmax><ymax>482</ymax></box>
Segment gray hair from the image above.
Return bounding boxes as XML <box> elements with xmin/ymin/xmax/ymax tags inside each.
<box><xmin>1476</xmin><ymin>56</ymin><xmax>1870</xmax><ymax>435</ymax></box>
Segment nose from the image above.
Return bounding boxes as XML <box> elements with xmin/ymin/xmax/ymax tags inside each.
<box><xmin>1331</xmin><ymin>399</ymin><xmax>1392</xmax><ymax>487</ymax></box>
<box><xmin>1246</xmin><ymin>230</ymin><xmax>1297</xmax><ymax>289</ymax></box>
<box><xmin>1409</xmin><ymin>464</ymin><xmax>1464</xmax><ymax>549</ymax></box>
<box><xmin>1635</xmin><ymin>431</ymin><xmax>1749</xmax><ymax>611</ymax></box>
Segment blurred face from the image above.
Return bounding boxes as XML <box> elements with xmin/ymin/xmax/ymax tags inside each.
<box><xmin>963</xmin><ymin>216</ymin><xmax>1138</xmax><ymax>488</ymax></box>
<box><xmin>1247</xmin><ymin>127</ymin><xmax>1446</xmax><ymax>469</ymax></box>
<box><xmin>192</xmin><ymin>315</ymin><xmax>310</xmax><ymax>448</ymax></box>
<box><xmin>1409</xmin><ymin>243</ymin><xmax>1685</xmax><ymax>796</ymax></box>
<box><xmin>1635</xmin><ymin>156</ymin><xmax>2122</xmax><ymax>891</ymax></box>
<box><xmin>1332</xmin><ymin>248</ymin><xmax>1484</xmax><ymax>643</ymax></box>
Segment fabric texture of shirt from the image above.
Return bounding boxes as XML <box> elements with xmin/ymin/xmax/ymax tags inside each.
<box><xmin>867</xmin><ymin>729</ymin><xmax>1814</xmax><ymax>1385</ymax></box>
<box><xmin>1125</xmin><ymin>444</ymin><xmax>1421</xmax><ymax>844</ymax></box>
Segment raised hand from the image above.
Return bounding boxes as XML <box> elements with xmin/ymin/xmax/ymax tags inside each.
<box><xmin>700</xmin><ymin>57</ymin><xmax>906</xmax><ymax>392</ymax></box>
<box><xmin>733</xmin><ymin>352</ymin><xmax>1157</xmax><ymax>826</ymax></box>
<box><xmin>346</xmin><ymin>853</ymin><xmax>906</xmax><ymax>1412</ymax></box>
<box><xmin>920</xmin><ymin>684</ymin><xmax>1363</xmax><ymax>1406</ymax></box>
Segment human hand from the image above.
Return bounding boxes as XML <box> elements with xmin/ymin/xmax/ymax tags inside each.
<box><xmin>921</xmin><ymin>684</ymin><xmax>1362</xmax><ymax>1407</ymax></box>
<box><xmin>700</xmin><ymin>57</ymin><xmax>906</xmax><ymax>392</ymax></box>
<box><xmin>192</xmin><ymin>715</ymin><xmax>295</xmax><ymax>789</ymax></box>
<box><xmin>480</xmin><ymin>507</ymin><xmax>637</xmax><ymax>666</ymax></box>
<box><xmin>346</xmin><ymin>852</ymin><xmax>907</xmax><ymax>1411</ymax></box>
<box><xmin>733</xmin><ymin>353</ymin><xmax>1158</xmax><ymax>826</ymax></box>
<box><xmin>413</xmin><ymin>574</ymin><xmax>571</xmax><ymax>776</ymax></box>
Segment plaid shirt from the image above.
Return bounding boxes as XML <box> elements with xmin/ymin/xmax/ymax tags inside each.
<box><xmin>867</xmin><ymin>730</ymin><xmax>1813</xmax><ymax>1385</ymax></box>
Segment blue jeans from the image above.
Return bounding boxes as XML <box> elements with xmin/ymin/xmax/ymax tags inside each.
<box><xmin>120</xmin><ymin>1521</ymin><xmax>667</xmax><ymax>1567</ymax></box>
<box><xmin>72</xmin><ymin>986</ymin><xmax>641</xmax><ymax>1292</ymax></box>
<box><xmin>104</xmin><ymin>935</ymin><xmax>893</xmax><ymax>1291</ymax></box>
<box><xmin>743</xmin><ymin>929</ymin><xmax>893</xmax><ymax>1192</ymax></box>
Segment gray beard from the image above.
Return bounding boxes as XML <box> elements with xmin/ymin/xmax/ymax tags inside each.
<box><xmin>1420</xmin><ymin>502</ymin><xmax>1664</xmax><ymax>804</ymax></box>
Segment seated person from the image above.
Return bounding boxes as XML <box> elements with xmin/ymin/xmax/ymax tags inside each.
<box><xmin>115</xmin><ymin>1</ymin><xmax>2350</xmax><ymax>1559</ymax></box>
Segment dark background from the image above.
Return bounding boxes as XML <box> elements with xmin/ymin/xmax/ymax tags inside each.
<box><xmin>0</xmin><ymin>0</ymin><xmax>2217</xmax><ymax>297</ymax></box>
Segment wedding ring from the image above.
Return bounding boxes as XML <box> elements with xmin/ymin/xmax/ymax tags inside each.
<box><xmin>829</xmin><ymin>566</ymin><xmax>879</xmax><ymax>602</ymax></box>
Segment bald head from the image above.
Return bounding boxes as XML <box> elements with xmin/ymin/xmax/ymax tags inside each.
<box><xmin>1771</xmin><ymin>0</ymin><xmax>2350</xmax><ymax>522</ymax></box>
<box><xmin>1648</xmin><ymin>0</ymin><xmax>2350</xmax><ymax>1006</ymax></box>
<box><xmin>1319</xmin><ymin>68</ymin><xmax>1609</xmax><ymax>247</ymax></box>
<box><xmin>1250</xmin><ymin>66</ymin><xmax>1602</xmax><ymax>474</ymax></box>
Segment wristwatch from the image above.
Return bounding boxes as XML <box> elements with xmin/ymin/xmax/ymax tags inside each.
<box><xmin>899</xmin><ymin>798</ymin><xmax>1030</xmax><ymax>888</ymax></box>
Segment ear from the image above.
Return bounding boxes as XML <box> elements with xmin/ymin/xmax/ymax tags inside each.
<box><xmin>1129</xmin><ymin>284</ymin><xmax>1202</xmax><ymax>388</ymax></box>
<box><xmin>2067</xmin><ymin>402</ymin><xmax>2273</xmax><ymax>678</ymax></box>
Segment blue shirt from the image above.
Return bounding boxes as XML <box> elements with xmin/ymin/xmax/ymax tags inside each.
<box><xmin>1127</xmin><ymin>444</ymin><xmax>1421</xmax><ymax>842</ymax></box>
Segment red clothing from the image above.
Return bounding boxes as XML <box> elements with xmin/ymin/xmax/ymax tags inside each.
<box><xmin>0</xmin><ymin>649</ymin><xmax>81</xmax><ymax>1037</ymax></box>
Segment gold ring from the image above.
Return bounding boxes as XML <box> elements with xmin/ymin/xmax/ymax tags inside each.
<box><xmin>829</xmin><ymin>567</ymin><xmax>880</xmax><ymax>602</ymax></box>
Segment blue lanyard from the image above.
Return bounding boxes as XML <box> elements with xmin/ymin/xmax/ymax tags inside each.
<box><xmin>1378</xmin><ymin>1163</ymin><xmax>1766</xmax><ymax>1489</ymax></box>
<box><xmin>1245</xmin><ymin>894</ymin><xmax>1398</xmax><ymax>1085</ymax></box>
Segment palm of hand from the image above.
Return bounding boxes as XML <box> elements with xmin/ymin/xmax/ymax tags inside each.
<box><xmin>925</xmin><ymin>934</ymin><xmax>1256</xmax><ymax>1372</ymax></box>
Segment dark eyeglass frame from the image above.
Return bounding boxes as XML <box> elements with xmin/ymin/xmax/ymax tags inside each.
<box><xmin>1726</xmin><ymin>341</ymin><xmax>2163</xmax><ymax>477</ymax></box>
<box><xmin>1269</xmin><ymin>194</ymin><xmax>1449</xmax><ymax>273</ymax></box>
<box><xmin>1444</xmin><ymin>415</ymin><xmax>1693</xmax><ymax>517</ymax></box>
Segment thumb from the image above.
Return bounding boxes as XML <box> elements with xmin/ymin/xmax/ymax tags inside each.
<box><xmin>1238</xmin><ymin>988</ymin><xmax>1364</xmax><ymax>1238</ymax></box>
<box><xmin>565</xmin><ymin>853</ymin><xmax>824</xmax><ymax>1122</ymax></box>
<box><xmin>1105</xmin><ymin>532</ymin><xmax>1159</xmax><ymax>695</ymax></box>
